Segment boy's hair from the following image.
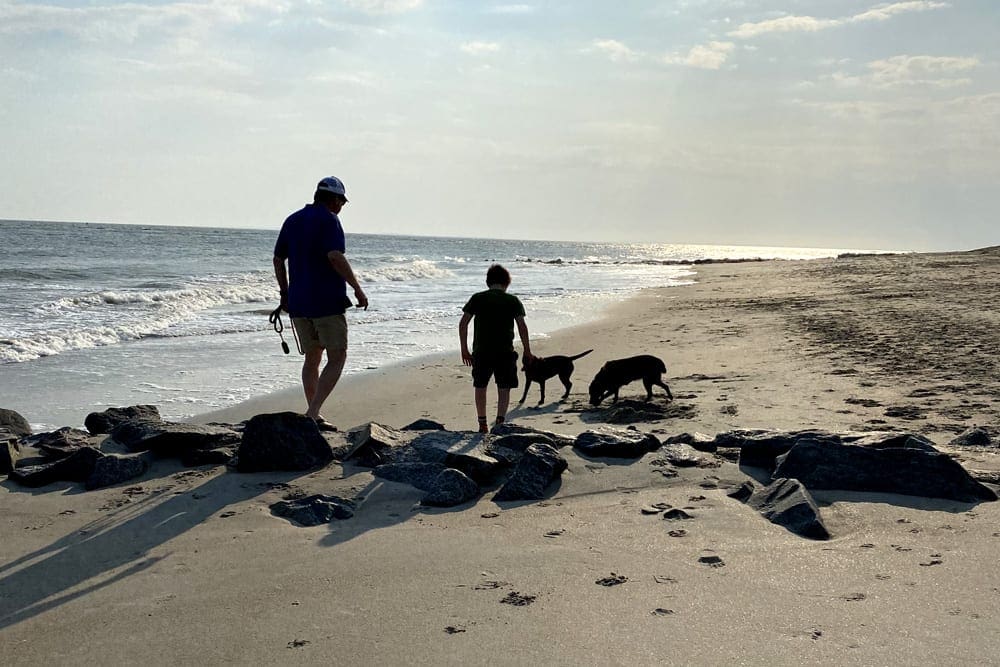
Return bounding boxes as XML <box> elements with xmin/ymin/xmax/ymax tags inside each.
<box><xmin>486</xmin><ymin>264</ymin><xmax>511</xmax><ymax>287</ymax></box>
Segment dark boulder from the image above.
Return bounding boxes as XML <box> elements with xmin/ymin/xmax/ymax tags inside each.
<box><xmin>237</xmin><ymin>412</ymin><xmax>334</xmax><ymax>472</ymax></box>
<box><xmin>85</xmin><ymin>405</ymin><xmax>161</xmax><ymax>434</ymax></box>
<box><xmin>422</xmin><ymin>468</ymin><xmax>480</xmax><ymax>507</ymax></box>
<box><xmin>0</xmin><ymin>409</ymin><xmax>31</xmax><ymax>437</ymax></box>
<box><xmin>85</xmin><ymin>452</ymin><xmax>154</xmax><ymax>490</ymax></box>
<box><xmin>663</xmin><ymin>432</ymin><xmax>717</xmax><ymax>453</ymax></box>
<box><xmin>110</xmin><ymin>420</ymin><xmax>241</xmax><ymax>456</ymax></box>
<box><xmin>2</xmin><ymin>440</ymin><xmax>18</xmax><ymax>474</ymax></box>
<box><xmin>773</xmin><ymin>441</ymin><xmax>997</xmax><ymax>503</ymax></box>
<box><xmin>490</xmin><ymin>423</ymin><xmax>576</xmax><ymax>448</ymax></box>
<box><xmin>734</xmin><ymin>478</ymin><xmax>830</xmax><ymax>540</ymax></box>
<box><xmin>401</xmin><ymin>419</ymin><xmax>446</xmax><ymax>431</ymax></box>
<box><xmin>271</xmin><ymin>494</ymin><xmax>355</xmax><ymax>526</ymax></box>
<box><xmin>950</xmin><ymin>428</ymin><xmax>992</xmax><ymax>448</ymax></box>
<box><xmin>342</xmin><ymin>422</ymin><xmax>411</xmax><ymax>466</ymax></box>
<box><xmin>181</xmin><ymin>447</ymin><xmax>236</xmax><ymax>467</ymax></box>
<box><xmin>658</xmin><ymin>443</ymin><xmax>706</xmax><ymax>468</ymax></box>
<box><xmin>9</xmin><ymin>446</ymin><xmax>105</xmax><ymax>487</ymax></box>
<box><xmin>573</xmin><ymin>427</ymin><xmax>659</xmax><ymax>459</ymax></box>
<box><xmin>373</xmin><ymin>462</ymin><xmax>449</xmax><ymax>491</ymax></box>
<box><xmin>717</xmin><ymin>429</ymin><xmax>938</xmax><ymax>470</ymax></box>
<box><xmin>848</xmin><ymin>432</ymin><xmax>937</xmax><ymax>452</ymax></box>
<box><xmin>407</xmin><ymin>431</ymin><xmax>505</xmax><ymax>483</ymax></box>
<box><xmin>494</xmin><ymin>443</ymin><xmax>567</xmax><ymax>502</ymax></box>
<box><xmin>23</xmin><ymin>427</ymin><xmax>93</xmax><ymax>460</ymax></box>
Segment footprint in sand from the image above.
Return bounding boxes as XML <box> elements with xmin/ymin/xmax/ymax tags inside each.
<box><xmin>698</xmin><ymin>554</ymin><xmax>725</xmax><ymax>568</ymax></box>
<box><xmin>663</xmin><ymin>509</ymin><xmax>693</xmax><ymax>521</ymax></box>
<box><xmin>667</xmin><ymin>529</ymin><xmax>687</xmax><ymax>538</ymax></box>
<box><xmin>651</xmin><ymin>608</ymin><xmax>675</xmax><ymax>617</ymax></box>
<box><xmin>595</xmin><ymin>573</ymin><xmax>629</xmax><ymax>586</ymax></box>
<box><xmin>500</xmin><ymin>591</ymin><xmax>537</xmax><ymax>606</ymax></box>
<box><xmin>444</xmin><ymin>625</ymin><xmax>467</xmax><ymax>634</ymax></box>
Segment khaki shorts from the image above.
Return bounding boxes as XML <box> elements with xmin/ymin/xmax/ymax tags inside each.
<box><xmin>292</xmin><ymin>314</ymin><xmax>348</xmax><ymax>354</ymax></box>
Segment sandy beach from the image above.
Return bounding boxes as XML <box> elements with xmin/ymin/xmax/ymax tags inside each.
<box><xmin>3</xmin><ymin>249</ymin><xmax>1000</xmax><ymax>665</ymax></box>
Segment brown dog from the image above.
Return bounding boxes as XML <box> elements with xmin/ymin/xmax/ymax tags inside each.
<box><xmin>588</xmin><ymin>354</ymin><xmax>672</xmax><ymax>406</ymax></box>
<box><xmin>518</xmin><ymin>349</ymin><xmax>593</xmax><ymax>405</ymax></box>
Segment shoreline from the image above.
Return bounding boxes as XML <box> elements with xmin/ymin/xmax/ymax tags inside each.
<box><xmin>4</xmin><ymin>248</ymin><xmax>999</xmax><ymax>665</ymax></box>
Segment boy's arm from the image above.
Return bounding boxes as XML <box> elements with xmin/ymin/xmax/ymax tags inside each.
<box><xmin>459</xmin><ymin>312</ymin><xmax>474</xmax><ymax>366</ymax></box>
<box><xmin>515</xmin><ymin>315</ymin><xmax>533</xmax><ymax>363</ymax></box>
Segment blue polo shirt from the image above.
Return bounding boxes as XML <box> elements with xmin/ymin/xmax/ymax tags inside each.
<box><xmin>274</xmin><ymin>203</ymin><xmax>347</xmax><ymax>318</ymax></box>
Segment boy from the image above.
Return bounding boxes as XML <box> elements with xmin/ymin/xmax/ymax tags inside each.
<box><xmin>459</xmin><ymin>264</ymin><xmax>534</xmax><ymax>433</ymax></box>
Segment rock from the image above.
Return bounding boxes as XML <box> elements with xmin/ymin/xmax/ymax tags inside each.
<box><xmin>237</xmin><ymin>412</ymin><xmax>334</xmax><ymax>472</ymax></box>
<box><xmin>85</xmin><ymin>405</ymin><xmax>161</xmax><ymax>434</ymax></box>
<box><xmin>658</xmin><ymin>443</ymin><xmax>706</xmax><ymax>468</ymax></box>
<box><xmin>110</xmin><ymin>420</ymin><xmax>241</xmax><ymax>456</ymax></box>
<box><xmin>373</xmin><ymin>462</ymin><xmax>449</xmax><ymax>491</ymax></box>
<box><xmin>726</xmin><ymin>481</ymin><xmax>755</xmax><ymax>503</ymax></box>
<box><xmin>489</xmin><ymin>432</ymin><xmax>559</xmax><ymax>452</ymax></box>
<box><xmin>494</xmin><ymin>443</ymin><xmax>567</xmax><ymax>501</ymax></box>
<box><xmin>663</xmin><ymin>432</ymin><xmax>717</xmax><ymax>452</ymax></box>
<box><xmin>181</xmin><ymin>447</ymin><xmax>236</xmax><ymax>467</ymax></box>
<box><xmin>422</xmin><ymin>468</ymin><xmax>480</xmax><ymax>507</ymax></box>
<box><xmin>401</xmin><ymin>419</ymin><xmax>446</xmax><ymax>431</ymax></box>
<box><xmin>950</xmin><ymin>428</ymin><xmax>993</xmax><ymax>448</ymax></box>
<box><xmin>715</xmin><ymin>429</ymin><xmax>938</xmax><ymax>470</ymax></box>
<box><xmin>2</xmin><ymin>440</ymin><xmax>18</xmax><ymax>474</ymax></box>
<box><xmin>0</xmin><ymin>408</ymin><xmax>31</xmax><ymax>437</ymax></box>
<box><xmin>85</xmin><ymin>452</ymin><xmax>154</xmax><ymax>490</ymax></box>
<box><xmin>8</xmin><ymin>446</ymin><xmax>105</xmax><ymax>487</ymax></box>
<box><xmin>22</xmin><ymin>427</ymin><xmax>93</xmax><ymax>459</ymax></box>
<box><xmin>343</xmin><ymin>422</ymin><xmax>411</xmax><ymax>465</ymax></box>
<box><xmin>407</xmin><ymin>431</ymin><xmax>505</xmax><ymax>483</ymax></box>
<box><xmin>271</xmin><ymin>494</ymin><xmax>355</xmax><ymax>526</ymax></box>
<box><xmin>773</xmin><ymin>441</ymin><xmax>997</xmax><ymax>503</ymax></box>
<box><xmin>738</xmin><ymin>478</ymin><xmax>830</xmax><ymax>540</ymax></box>
<box><xmin>573</xmin><ymin>427</ymin><xmax>660</xmax><ymax>459</ymax></box>
<box><xmin>489</xmin><ymin>423</ymin><xmax>576</xmax><ymax>447</ymax></box>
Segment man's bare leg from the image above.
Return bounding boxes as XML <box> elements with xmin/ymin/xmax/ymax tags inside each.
<box><xmin>305</xmin><ymin>347</ymin><xmax>347</xmax><ymax>420</ymax></box>
<box><xmin>301</xmin><ymin>348</ymin><xmax>324</xmax><ymax>407</ymax></box>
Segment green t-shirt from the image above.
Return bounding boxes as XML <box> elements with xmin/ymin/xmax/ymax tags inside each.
<box><xmin>463</xmin><ymin>288</ymin><xmax>526</xmax><ymax>355</ymax></box>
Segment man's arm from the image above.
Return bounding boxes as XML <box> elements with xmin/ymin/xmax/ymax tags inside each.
<box><xmin>515</xmin><ymin>315</ymin><xmax>533</xmax><ymax>363</ymax></box>
<box><xmin>273</xmin><ymin>256</ymin><xmax>289</xmax><ymax>311</ymax></box>
<box><xmin>327</xmin><ymin>250</ymin><xmax>368</xmax><ymax>310</ymax></box>
<box><xmin>459</xmin><ymin>312</ymin><xmax>474</xmax><ymax>366</ymax></box>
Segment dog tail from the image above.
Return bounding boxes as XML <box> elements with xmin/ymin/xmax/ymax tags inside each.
<box><xmin>569</xmin><ymin>349</ymin><xmax>594</xmax><ymax>361</ymax></box>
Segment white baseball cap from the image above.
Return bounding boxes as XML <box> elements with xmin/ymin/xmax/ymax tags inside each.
<box><xmin>316</xmin><ymin>176</ymin><xmax>348</xmax><ymax>201</ymax></box>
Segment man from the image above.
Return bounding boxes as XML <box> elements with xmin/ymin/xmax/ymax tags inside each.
<box><xmin>273</xmin><ymin>176</ymin><xmax>368</xmax><ymax>428</ymax></box>
<box><xmin>459</xmin><ymin>264</ymin><xmax>533</xmax><ymax>433</ymax></box>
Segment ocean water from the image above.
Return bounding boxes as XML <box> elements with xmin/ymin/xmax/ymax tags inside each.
<box><xmin>0</xmin><ymin>220</ymin><xmax>863</xmax><ymax>430</ymax></box>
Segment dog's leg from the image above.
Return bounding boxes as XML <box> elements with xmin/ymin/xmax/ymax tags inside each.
<box><xmin>643</xmin><ymin>378</ymin><xmax>654</xmax><ymax>401</ymax></box>
<box><xmin>518</xmin><ymin>380</ymin><xmax>531</xmax><ymax>405</ymax></box>
<box><xmin>538</xmin><ymin>380</ymin><xmax>546</xmax><ymax>405</ymax></box>
<box><xmin>558</xmin><ymin>372</ymin><xmax>572</xmax><ymax>400</ymax></box>
<box><xmin>611</xmin><ymin>388</ymin><xmax>620</xmax><ymax>403</ymax></box>
<box><xmin>656</xmin><ymin>380</ymin><xmax>673</xmax><ymax>401</ymax></box>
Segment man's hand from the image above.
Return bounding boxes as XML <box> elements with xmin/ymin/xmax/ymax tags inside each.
<box><xmin>354</xmin><ymin>287</ymin><xmax>369</xmax><ymax>310</ymax></box>
<box><xmin>279</xmin><ymin>289</ymin><xmax>289</xmax><ymax>312</ymax></box>
<box><xmin>522</xmin><ymin>351</ymin><xmax>535</xmax><ymax>365</ymax></box>
<box><xmin>461</xmin><ymin>349</ymin><xmax>474</xmax><ymax>366</ymax></box>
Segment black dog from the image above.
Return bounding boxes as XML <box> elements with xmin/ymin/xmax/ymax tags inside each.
<box><xmin>518</xmin><ymin>349</ymin><xmax>593</xmax><ymax>405</ymax></box>
<box><xmin>588</xmin><ymin>355</ymin><xmax>673</xmax><ymax>406</ymax></box>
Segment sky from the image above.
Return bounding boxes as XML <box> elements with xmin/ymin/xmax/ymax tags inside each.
<box><xmin>0</xmin><ymin>1</ymin><xmax>997</xmax><ymax>251</ymax></box>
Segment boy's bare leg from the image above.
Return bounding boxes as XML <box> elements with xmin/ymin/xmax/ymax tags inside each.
<box><xmin>475</xmin><ymin>387</ymin><xmax>488</xmax><ymax>432</ymax></box>
<box><xmin>301</xmin><ymin>348</ymin><xmax>324</xmax><ymax>407</ymax></box>
<box><xmin>496</xmin><ymin>388</ymin><xmax>511</xmax><ymax>424</ymax></box>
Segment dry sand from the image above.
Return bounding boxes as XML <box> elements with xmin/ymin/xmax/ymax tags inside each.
<box><xmin>3</xmin><ymin>249</ymin><xmax>1000</xmax><ymax>665</ymax></box>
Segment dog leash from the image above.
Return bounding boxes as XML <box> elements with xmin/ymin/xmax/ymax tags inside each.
<box><xmin>269</xmin><ymin>305</ymin><xmax>302</xmax><ymax>355</ymax></box>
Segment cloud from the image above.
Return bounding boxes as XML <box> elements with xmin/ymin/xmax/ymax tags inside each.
<box><xmin>728</xmin><ymin>1</ymin><xmax>949</xmax><ymax>39</ymax></box>
<box><xmin>668</xmin><ymin>41</ymin><xmax>736</xmax><ymax>70</ymax></box>
<box><xmin>487</xmin><ymin>4</ymin><xmax>536</xmax><ymax>14</ymax></box>
<box><xmin>590</xmin><ymin>39</ymin><xmax>639</xmax><ymax>63</ymax></box>
<box><xmin>341</xmin><ymin>0</ymin><xmax>424</xmax><ymax>14</ymax></box>
<box><xmin>827</xmin><ymin>54</ymin><xmax>979</xmax><ymax>89</ymax></box>
<box><xmin>460</xmin><ymin>41</ymin><xmax>501</xmax><ymax>55</ymax></box>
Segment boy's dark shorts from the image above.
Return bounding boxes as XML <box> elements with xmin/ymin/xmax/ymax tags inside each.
<box><xmin>472</xmin><ymin>349</ymin><xmax>519</xmax><ymax>389</ymax></box>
